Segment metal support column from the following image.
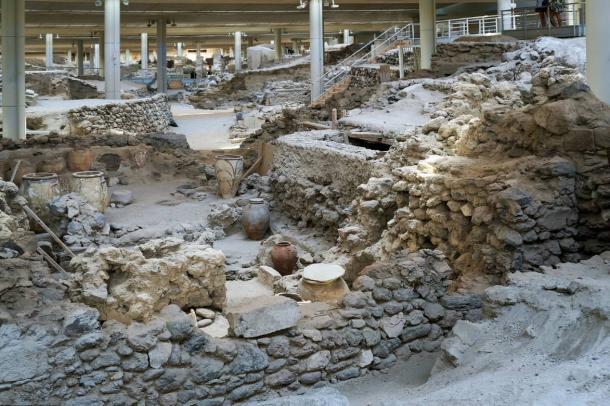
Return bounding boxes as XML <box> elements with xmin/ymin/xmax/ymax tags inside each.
<box><xmin>587</xmin><ymin>0</ymin><xmax>610</xmax><ymax>104</ymax></box>
<box><xmin>156</xmin><ymin>18</ymin><xmax>168</xmax><ymax>93</ymax></box>
<box><xmin>1</xmin><ymin>0</ymin><xmax>26</xmax><ymax>140</ymax></box>
<box><xmin>45</xmin><ymin>33</ymin><xmax>53</xmax><ymax>69</ymax></box>
<box><xmin>234</xmin><ymin>32</ymin><xmax>242</xmax><ymax>72</ymax></box>
<box><xmin>419</xmin><ymin>0</ymin><xmax>435</xmax><ymax>70</ymax></box>
<box><xmin>104</xmin><ymin>0</ymin><xmax>121</xmax><ymax>99</ymax></box>
<box><xmin>77</xmin><ymin>40</ymin><xmax>84</xmax><ymax>76</ymax></box>
<box><xmin>309</xmin><ymin>0</ymin><xmax>324</xmax><ymax>101</ymax></box>
<box><xmin>141</xmin><ymin>33</ymin><xmax>148</xmax><ymax>70</ymax></box>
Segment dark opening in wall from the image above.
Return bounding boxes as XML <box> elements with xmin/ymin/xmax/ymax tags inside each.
<box><xmin>348</xmin><ymin>135</ymin><xmax>393</xmax><ymax>151</ymax></box>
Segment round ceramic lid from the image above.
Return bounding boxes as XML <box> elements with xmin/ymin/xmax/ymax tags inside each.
<box><xmin>303</xmin><ymin>264</ymin><xmax>345</xmax><ymax>283</ymax></box>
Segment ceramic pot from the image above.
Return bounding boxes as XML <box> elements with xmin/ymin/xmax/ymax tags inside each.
<box><xmin>67</xmin><ymin>148</ymin><xmax>93</xmax><ymax>172</ymax></box>
<box><xmin>21</xmin><ymin>172</ymin><xmax>61</xmax><ymax>225</ymax></box>
<box><xmin>38</xmin><ymin>155</ymin><xmax>66</xmax><ymax>174</ymax></box>
<box><xmin>215</xmin><ymin>155</ymin><xmax>243</xmax><ymax>199</ymax></box>
<box><xmin>241</xmin><ymin>198</ymin><xmax>270</xmax><ymax>240</ymax></box>
<box><xmin>72</xmin><ymin>171</ymin><xmax>109</xmax><ymax>212</ymax></box>
<box><xmin>297</xmin><ymin>278</ymin><xmax>350</xmax><ymax>304</ymax></box>
<box><xmin>271</xmin><ymin>241</ymin><xmax>298</xmax><ymax>276</ymax></box>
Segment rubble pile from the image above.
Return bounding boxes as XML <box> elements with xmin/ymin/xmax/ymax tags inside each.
<box><xmin>0</xmin><ymin>180</ymin><xmax>31</xmax><ymax>259</ymax></box>
<box><xmin>69</xmin><ymin>237</ymin><xmax>226</xmax><ymax>322</ymax></box>
<box><xmin>49</xmin><ymin>193</ymin><xmax>109</xmax><ymax>250</ymax></box>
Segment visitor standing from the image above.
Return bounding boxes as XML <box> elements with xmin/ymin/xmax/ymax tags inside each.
<box><xmin>549</xmin><ymin>0</ymin><xmax>565</xmax><ymax>27</ymax></box>
<box><xmin>535</xmin><ymin>0</ymin><xmax>550</xmax><ymax>28</ymax></box>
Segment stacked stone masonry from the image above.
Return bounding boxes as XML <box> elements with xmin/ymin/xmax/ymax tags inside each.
<box><xmin>271</xmin><ymin>130</ymin><xmax>379</xmax><ymax>233</ymax></box>
<box><xmin>68</xmin><ymin>94</ymin><xmax>172</xmax><ymax>136</ymax></box>
<box><xmin>0</xmin><ymin>250</ymin><xmax>480</xmax><ymax>405</ymax></box>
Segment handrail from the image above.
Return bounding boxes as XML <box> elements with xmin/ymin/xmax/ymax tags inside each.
<box><xmin>315</xmin><ymin>13</ymin><xmax>504</xmax><ymax>102</ymax></box>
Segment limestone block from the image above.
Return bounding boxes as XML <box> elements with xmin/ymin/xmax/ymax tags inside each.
<box><xmin>69</xmin><ymin>239</ymin><xmax>226</xmax><ymax>322</ymax></box>
<box><xmin>226</xmin><ymin>295</ymin><xmax>300</xmax><ymax>338</ymax></box>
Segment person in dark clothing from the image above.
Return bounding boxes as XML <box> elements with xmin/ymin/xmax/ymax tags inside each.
<box><xmin>535</xmin><ymin>0</ymin><xmax>550</xmax><ymax>28</ymax></box>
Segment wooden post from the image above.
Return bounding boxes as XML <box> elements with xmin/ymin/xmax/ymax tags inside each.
<box><xmin>331</xmin><ymin>109</ymin><xmax>338</xmax><ymax>129</ymax></box>
<box><xmin>23</xmin><ymin>205</ymin><xmax>76</xmax><ymax>258</ymax></box>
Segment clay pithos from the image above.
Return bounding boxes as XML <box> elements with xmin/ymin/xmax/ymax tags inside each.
<box><xmin>241</xmin><ymin>198</ymin><xmax>270</xmax><ymax>240</ymax></box>
<box><xmin>67</xmin><ymin>148</ymin><xmax>94</xmax><ymax>172</ymax></box>
<box><xmin>271</xmin><ymin>241</ymin><xmax>298</xmax><ymax>276</ymax></box>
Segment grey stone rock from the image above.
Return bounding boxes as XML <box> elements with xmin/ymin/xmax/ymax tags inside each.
<box><xmin>265</xmin><ymin>370</ymin><xmax>297</xmax><ymax>387</ymax></box>
<box><xmin>299</xmin><ymin>371</ymin><xmax>322</xmax><ymax>385</ymax></box>
<box><xmin>401</xmin><ymin>324</ymin><xmax>432</xmax><ymax>343</ymax></box>
<box><xmin>362</xmin><ymin>328</ymin><xmax>381</xmax><ymax>347</ymax></box>
<box><xmin>126</xmin><ymin>319</ymin><xmax>165</xmax><ymax>351</ymax></box>
<box><xmin>392</xmin><ymin>288</ymin><xmax>419</xmax><ymax>302</ymax></box>
<box><xmin>156</xmin><ymin>368</ymin><xmax>188</xmax><ymax>393</ymax></box>
<box><xmin>336</xmin><ymin>366</ymin><xmax>360</xmax><ymax>381</ymax></box>
<box><xmin>384</xmin><ymin>301</ymin><xmax>404</xmax><ymax>315</ymax></box>
<box><xmin>305</xmin><ymin>350</ymin><xmax>331</xmax><ymax>371</ymax></box>
<box><xmin>63</xmin><ymin>306</ymin><xmax>100</xmax><ymax>337</ymax></box>
<box><xmin>122</xmin><ymin>352</ymin><xmax>149</xmax><ymax>372</ymax></box>
<box><xmin>227</xmin><ymin>296</ymin><xmax>300</xmax><ymax>338</ymax></box>
<box><xmin>353</xmin><ymin>275</ymin><xmax>375</xmax><ymax>291</ymax></box>
<box><xmin>229</xmin><ymin>343</ymin><xmax>269</xmax><ymax>374</ymax></box>
<box><xmin>228</xmin><ymin>381</ymin><xmax>264</xmax><ymax>401</ymax></box>
<box><xmin>149</xmin><ymin>342</ymin><xmax>173</xmax><ymax>369</ymax></box>
<box><xmin>440</xmin><ymin>294</ymin><xmax>482</xmax><ymax>310</ymax></box>
<box><xmin>267</xmin><ymin>358</ymin><xmax>288</xmax><ymax>373</ymax></box>
<box><xmin>91</xmin><ymin>350</ymin><xmax>120</xmax><ymax>369</ymax></box>
<box><xmin>191</xmin><ymin>355</ymin><xmax>225</xmax><ymax>383</ymax></box>
<box><xmin>267</xmin><ymin>336</ymin><xmax>290</xmax><ymax>358</ymax></box>
<box><xmin>342</xmin><ymin>291</ymin><xmax>369</xmax><ymax>308</ymax></box>
<box><xmin>160</xmin><ymin>305</ymin><xmax>194</xmax><ymax>342</ymax></box>
<box><xmin>381</xmin><ymin>312</ymin><xmax>406</xmax><ymax>338</ymax></box>
<box><xmin>245</xmin><ymin>387</ymin><xmax>349</xmax><ymax>406</ymax></box>
<box><xmin>423</xmin><ymin>302</ymin><xmax>445</xmax><ymax>321</ymax></box>
<box><xmin>372</xmin><ymin>354</ymin><xmax>397</xmax><ymax>370</ymax></box>
<box><xmin>372</xmin><ymin>338</ymin><xmax>401</xmax><ymax>358</ymax></box>
<box><xmin>372</xmin><ymin>288</ymin><xmax>393</xmax><ymax>302</ymax></box>
<box><xmin>0</xmin><ymin>341</ymin><xmax>49</xmax><ymax>384</ymax></box>
<box><xmin>74</xmin><ymin>332</ymin><xmax>108</xmax><ymax>351</ymax></box>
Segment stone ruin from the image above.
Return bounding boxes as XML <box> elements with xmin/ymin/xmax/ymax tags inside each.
<box><xmin>1</xmin><ymin>36</ymin><xmax>610</xmax><ymax>406</ymax></box>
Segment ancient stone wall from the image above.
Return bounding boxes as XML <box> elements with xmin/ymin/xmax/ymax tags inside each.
<box><xmin>334</xmin><ymin>37</ymin><xmax>610</xmax><ymax>287</ymax></box>
<box><xmin>68</xmin><ymin>94</ymin><xmax>172</xmax><ymax>136</ymax></box>
<box><xmin>189</xmin><ymin>64</ymin><xmax>310</xmax><ymax>109</ymax></box>
<box><xmin>271</xmin><ymin>130</ymin><xmax>379</xmax><ymax>232</ymax></box>
<box><xmin>0</xmin><ymin>249</ymin><xmax>480</xmax><ymax>405</ymax></box>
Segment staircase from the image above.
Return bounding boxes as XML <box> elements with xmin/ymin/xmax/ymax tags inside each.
<box><xmin>310</xmin><ymin>14</ymin><xmax>502</xmax><ymax>108</ymax></box>
<box><xmin>310</xmin><ymin>23</ymin><xmax>415</xmax><ymax>107</ymax></box>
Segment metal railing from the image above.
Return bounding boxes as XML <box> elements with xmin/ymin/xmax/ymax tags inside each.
<box><xmin>316</xmin><ymin>14</ymin><xmax>502</xmax><ymax>101</ymax></box>
<box><xmin>500</xmin><ymin>2</ymin><xmax>585</xmax><ymax>39</ymax></box>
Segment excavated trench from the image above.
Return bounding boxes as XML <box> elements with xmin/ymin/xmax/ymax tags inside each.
<box><xmin>0</xmin><ymin>37</ymin><xmax>609</xmax><ymax>406</ymax></box>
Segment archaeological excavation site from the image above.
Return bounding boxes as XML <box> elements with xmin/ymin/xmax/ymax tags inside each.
<box><xmin>1</xmin><ymin>0</ymin><xmax>609</xmax><ymax>405</ymax></box>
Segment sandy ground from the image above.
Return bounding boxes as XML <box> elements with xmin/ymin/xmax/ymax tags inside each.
<box><xmin>27</xmin><ymin>97</ymin><xmax>129</xmax><ymax>114</ymax></box>
<box><xmin>85</xmin><ymin>79</ymin><xmax>147</xmax><ymax>93</ymax></box>
<box><xmin>106</xmin><ymin>179</ymin><xmax>211</xmax><ymax>233</ymax></box>
<box><xmin>335</xmin><ymin>352</ymin><xmax>438</xmax><ymax>406</ymax></box>
<box><xmin>341</xmin><ymin>82</ymin><xmax>444</xmax><ymax>134</ymax></box>
<box><xmin>170</xmin><ymin>103</ymin><xmax>238</xmax><ymax>151</ymax></box>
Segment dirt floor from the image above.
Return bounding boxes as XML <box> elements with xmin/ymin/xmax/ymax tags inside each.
<box><xmin>171</xmin><ymin>103</ymin><xmax>238</xmax><ymax>151</ymax></box>
<box><xmin>335</xmin><ymin>352</ymin><xmax>438</xmax><ymax>406</ymax></box>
